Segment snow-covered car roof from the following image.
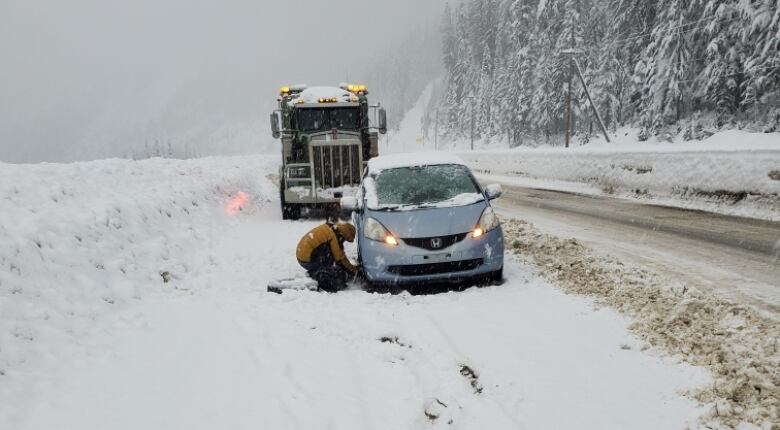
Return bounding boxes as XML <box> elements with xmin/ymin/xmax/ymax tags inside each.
<box><xmin>367</xmin><ymin>152</ymin><xmax>468</xmax><ymax>174</ymax></box>
<box><xmin>288</xmin><ymin>86</ymin><xmax>355</xmax><ymax>106</ymax></box>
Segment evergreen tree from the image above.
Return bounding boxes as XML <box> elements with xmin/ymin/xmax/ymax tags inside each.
<box><xmin>434</xmin><ymin>0</ymin><xmax>779</xmax><ymax>143</ymax></box>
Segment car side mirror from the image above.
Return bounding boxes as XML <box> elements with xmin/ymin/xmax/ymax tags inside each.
<box><xmin>340</xmin><ymin>196</ymin><xmax>359</xmax><ymax>212</ymax></box>
<box><xmin>378</xmin><ymin>108</ymin><xmax>387</xmax><ymax>135</ymax></box>
<box><xmin>270</xmin><ymin>112</ymin><xmax>281</xmax><ymax>139</ymax></box>
<box><xmin>485</xmin><ymin>184</ymin><xmax>502</xmax><ymax>200</ymax></box>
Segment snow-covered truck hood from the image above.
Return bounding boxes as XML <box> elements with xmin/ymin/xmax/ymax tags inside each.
<box><xmin>366</xmin><ymin>201</ymin><xmax>487</xmax><ymax>238</ymax></box>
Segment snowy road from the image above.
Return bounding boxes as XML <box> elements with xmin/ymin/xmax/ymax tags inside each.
<box><xmin>489</xmin><ymin>182</ymin><xmax>780</xmax><ymax>317</ymax></box>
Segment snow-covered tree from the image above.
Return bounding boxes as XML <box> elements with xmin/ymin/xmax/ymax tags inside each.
<box><xmin>434</xmin><ymin>0</ymin><xmax>779</xmax><ymax>144</ymax></box>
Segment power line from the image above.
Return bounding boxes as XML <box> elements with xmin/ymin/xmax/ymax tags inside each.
<box><xmin>609</xmin><ymin>15</ymin><xmax>741</xmax><ymax>45</ymax></box>
<box><xmin>676</xmin><ymin>64</ymin><xmax>780</xmax><ymax>84</ymax></box>
<box><xmin>615</xmin><ymin>16</ymin><xmax>719</xmax><ymax>41</ymax></box>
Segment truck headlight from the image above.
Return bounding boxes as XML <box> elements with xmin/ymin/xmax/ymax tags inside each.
<box><xmin>364</xmin><ymin>217</ymin><xmax>398</xmax><ymax>246</ymax></box>
<box><xmin>473</xmin><ymin>207</ymin><xmax>499</xmax><ymax>238</ymax></box>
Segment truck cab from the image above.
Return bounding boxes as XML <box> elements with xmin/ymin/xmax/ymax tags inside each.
<box><xmin>270</xmin><ymin>84</ymin><xmax>387</xmax><ymax>220</ymax></box>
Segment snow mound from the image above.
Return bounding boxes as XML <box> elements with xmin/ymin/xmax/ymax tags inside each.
<box><xmin>463</xmin><ymin>143</ymin><xmax>780</xmax><ymax>221</ymax></box>
<box><xmin>504</xmin><ymin>218</ymin><xmax>780</xmax><ymax>429</ymax></box>
<box><xmin>0</xmin><ymin>155</ymin><xmax>278</xmax><ymax>427</ymax></box>
<box><xmin>289</xmin><ymin>86</ymin><xmax>355</xmax><ymax>105</ymax></box>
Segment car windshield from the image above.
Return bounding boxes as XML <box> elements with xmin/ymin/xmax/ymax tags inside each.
<box><xmin>370</xmin><ymin>164</ymin><xmax>482</xmax><ymax>209</ymax></box>
<box><xmin>296</xmin><ymin>107</ymin><xmax>360</xmax><ymax>132</ymax></box>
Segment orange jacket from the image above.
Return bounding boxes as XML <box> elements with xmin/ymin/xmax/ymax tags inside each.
<box><xmin>296</xmin><ymin>224</ymin><xmax>358</xmax><ymax>274</ymax></box>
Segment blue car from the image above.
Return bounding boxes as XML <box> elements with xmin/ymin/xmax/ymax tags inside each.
<box><xmin>340</xmin><ymin>153</ymin><xmax>504</xmax><ymax>287</ymax></box>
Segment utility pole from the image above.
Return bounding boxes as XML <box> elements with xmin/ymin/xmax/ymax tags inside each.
<box><xmin>434</xmin><ymin>109</ymin><xmax>439</xmax><ymax>150</ymax></box>
<box><xmin>470</xmin><ymin>104</ymin><xmax>475</xmax><ymax>151</ymax></box>
<box><xmin>573</xmin><ymin>59</ymin><xmax>611</xmax><ymax>143</ymax></box>
<box><xmin>564</xmin><ymin>49</ymin><xmax>575</xmax><ymax>149</ymax></box>
<box><xmin>463</xmin><ymin>94</ymin><xmax>476</xmax><ymax>150</ymax></box>
<box><xmin>560</xmin><ymin>48</ymin><xmax>612</xmax><ymax>144</ymax></box>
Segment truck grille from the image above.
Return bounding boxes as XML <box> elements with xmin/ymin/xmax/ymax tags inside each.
<box><xmin>312</xmin><ymin>144</ymin><xmax>361</xmax><ymax>189</ymax></box>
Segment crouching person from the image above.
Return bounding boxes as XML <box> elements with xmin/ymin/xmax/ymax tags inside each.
<box><xmin>296</xmin><ymin>222</ymin><xmax>359</xmax><ymax>292</ymax></box>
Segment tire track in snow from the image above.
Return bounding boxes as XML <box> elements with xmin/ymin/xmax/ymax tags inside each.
<box><xmin>421</xmin><ymin>306</ymin><xmax>526</xmax><ymax>430</ymax></box>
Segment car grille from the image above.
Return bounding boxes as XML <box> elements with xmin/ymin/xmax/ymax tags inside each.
<box><xmin>311</xmin><ymin>143</ymin><xmax>361</xmax><ymax>189</ymax></box>
<box><xmin>402</xmin><ymin>233</ymin><xmax>469</xmax><ymax>250</ymax></box>
<box><xmin>387</xmin><ymin>259</ymin><xmax>483</xmax><ymax>276</ymax></box>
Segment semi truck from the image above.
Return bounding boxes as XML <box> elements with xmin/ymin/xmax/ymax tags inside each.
<box><xmin>270</xmin><ymin>84</ymin><xmax>387</xmax><ymax>220</ymax></box>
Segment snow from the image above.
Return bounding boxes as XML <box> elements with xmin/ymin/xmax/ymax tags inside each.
<box><xmin>289</xmin><ymin>185</ymin><xmax>359</xmax><ymax>200</ymax></box>
<box><xmin>316</xmin><ymin>184</ymin><xmax>358</xmax><ymax>199</ymax></box>
<box><xmin>289</xmin><ymin>86</ymin><xmax>355</xmax><ymax>106</ymax></box>
<box><xmin>0</xmin><ymin>155</ymin><xmax>278</xmax><ymax>427</ymax></box>
<box><xmin>459</xmin><ymin>130</ymin><xmax>780</xmax><ymax>221</ymax></box>
<box><xmin>432</xmin><ymin>126</ymin><xmax>780</xmax><ymax>153</ymax></box>
<box><xmin>478</xmin><ymin>173</ymin><xmax>603</xmax><ymax>196</ymax></box>
<box><xmin>383</xmin><ymin>81</ymin><xmax>435</xmax><ymax>153</ymax></box>
<box><xmin>440</xmin><ymin>192</ymin><xmax>485</xmax><ymax>207</ymax></box>
<box><xmin>367</xmin><ymin>152</ymin><xmax>468</xmax><ymax>174</ymax></box>
<box><xmin>362</xmin><ymin>176</ymin><xmax>379</xmax><ymax>209</ymax></box>
<box><xmin>1</xmin><ymin>154</ymin><xmax>713</xmax><ymax>430</ymax></box>
<box><xmin>288</xmin><ymin>185</ymin><xmax>311</xmax><ymax>199</ymax></box>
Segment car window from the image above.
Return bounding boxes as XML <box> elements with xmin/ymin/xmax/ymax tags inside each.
<box><xmin>369</xmin><ymin>164</ymin><xmax>483</xmax><ymax>209</ymax></box>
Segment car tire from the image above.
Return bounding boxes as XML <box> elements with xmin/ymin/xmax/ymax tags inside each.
<box><xmin>479</xmin><ymin>268</ymin><xmax>504</xmax><ymax>286</ymax></box>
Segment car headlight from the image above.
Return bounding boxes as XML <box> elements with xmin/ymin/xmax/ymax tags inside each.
<box><xmin>473</xmin><ymin>207</ymin><xmax>500</xmax><ymax>238</ymax></box>
<box><xmin>364</xmin><ymin>217</ymin><xmax>398</xmax><ymax>246</ymax></box>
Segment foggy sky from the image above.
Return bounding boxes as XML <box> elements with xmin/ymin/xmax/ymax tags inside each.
<box><xmin>0</xmin><ymin>0</ymin><xmax>450</xmax><ymax>163</ymax></box>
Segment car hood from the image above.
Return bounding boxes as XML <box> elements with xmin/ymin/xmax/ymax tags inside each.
<box><xmin>366</xmin><ymin>201</ymin><xmax>487</xmax><ymax>238</ymax></box>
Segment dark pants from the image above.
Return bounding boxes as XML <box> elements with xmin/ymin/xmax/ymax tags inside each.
<box><xmin>298</xmin><ymin>245</ymin><xmax>349</xmax><ymax>293</ymax></box>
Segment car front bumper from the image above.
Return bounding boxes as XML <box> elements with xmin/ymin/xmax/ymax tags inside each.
<box><xmin>359</xmin><ymin>227</ymin><xmax>504</xmax><ymax>285</ymax></box>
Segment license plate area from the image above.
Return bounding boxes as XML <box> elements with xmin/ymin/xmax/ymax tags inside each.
<box><xmin>412</xmin><ymin>252</ymin><xmax>462</xmax><ymax>264</ymax></box>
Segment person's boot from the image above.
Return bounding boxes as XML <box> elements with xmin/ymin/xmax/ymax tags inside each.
<box><xmin>315</xmin><ymin>267</ymin><xmax>347</xmax><ymax>293</ymax></box>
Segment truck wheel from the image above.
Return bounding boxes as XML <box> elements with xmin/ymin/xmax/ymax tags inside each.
<box><xmin>282</xmin><ymin>203</ymin><xmax>301</xmax><ymax>220</ymax></box>
<box><xmin>279</xmin><ymin>183</ymin><xmax>300</xmax><ymax>220</ymax></box>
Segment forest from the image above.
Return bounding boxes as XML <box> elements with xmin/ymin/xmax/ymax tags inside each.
<box><xmin>434</xmin><ymin>0</ymin><xmax>780</xmax><ymax>144</ymax></box>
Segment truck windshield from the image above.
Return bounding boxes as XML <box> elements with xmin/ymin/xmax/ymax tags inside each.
<box><xmin>297</xmin><ymin>108</ymin><xmax>360</xmax><ymax>132</ymax></box>
<box><xmin>330</xmin><ymin>108</ymin><xmax>360</xmax><ymax>130</ymax></box>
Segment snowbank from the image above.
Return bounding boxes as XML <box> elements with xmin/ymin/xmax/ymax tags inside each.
<box><xmin>461</xmin><ymin>131</ymin><xmax>780</xmax><ymax>220</ymax></box>
<box><xmin>0</xmin><ymin>155</ymin><xmax>278</xmax><ymax>427</ymax></box>
<box><xmin>289</xmin><ymin>86</ymin><xmax>355</xmax><ymax>105</ymax></box>
<box><xmin>503</xmin><ymin>219</ymin><xmax>780</xmax><ymax>428</ymax></box>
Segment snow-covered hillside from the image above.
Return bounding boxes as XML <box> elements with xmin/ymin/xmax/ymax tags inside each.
<box><xmin>1</xmin><ymin>155</ymin><xmax>714</xmax><ymax>429</ymax></box>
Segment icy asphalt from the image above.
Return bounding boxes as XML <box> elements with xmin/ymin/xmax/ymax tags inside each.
<box><xmin>1</xmin><ymin>155</ymin><xmax>710</xmax><ymax>429</ymax></box>
<box><xmin>487</xmin><ymin>182</ymin><xmax>780</xmax><ymax>318</ymax></box>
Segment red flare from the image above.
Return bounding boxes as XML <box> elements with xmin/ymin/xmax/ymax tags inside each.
<box><xmin>225</xmin><ymin>191</ymin><xmax>249</xmax><ymax>215</ymax></box>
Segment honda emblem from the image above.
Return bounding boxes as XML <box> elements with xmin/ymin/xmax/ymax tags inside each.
<box><xmin>430</xmin><ymin>238</ymin><xmax>443</xmax><ymax>249</ymax></box>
